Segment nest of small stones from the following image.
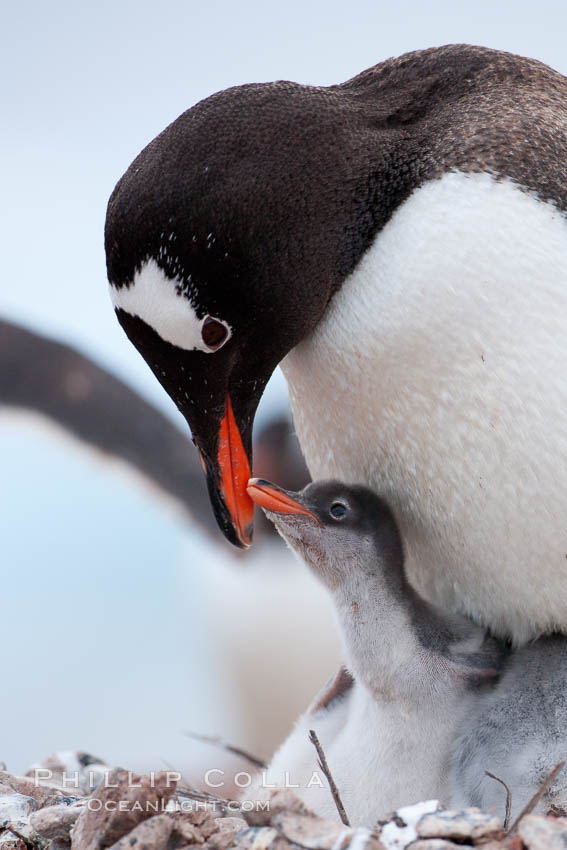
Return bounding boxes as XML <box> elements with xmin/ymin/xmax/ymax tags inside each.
<box><xmin>0</xmin><ymin>753</ymin><xmax>564</xmax><ymax>850</ymax></box>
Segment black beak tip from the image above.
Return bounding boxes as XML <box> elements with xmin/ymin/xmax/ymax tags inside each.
<box><xmin>199</xmin><ymin>447</ymin><xmax>254</xmax><ymax>550</ymax></box>
<box><xmin>219</xmin><ymin>513</ymin><xmax>250</xmax><ymax>549</ymax></box>
<box><xmin>205</xmin><ymin>474</ymin><xmax>254</xmax><ymax>549</ymax></box>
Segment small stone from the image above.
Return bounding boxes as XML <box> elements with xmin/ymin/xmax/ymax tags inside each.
<box><xmin>201</xmin><ymin>816</ymin><xmax>224</xmax><ymax>840</ymax></box>
<box><xmin>215</xmin><ymin>817</ymin><xmax>247</xmax><ymax>832</ymax></box>
<box><xmin>273</xmin><ymin>812</ymin><xmax>347</xmax><ymax>850</ymax></box>
<box><xmin>379</xmin><ymin>800</ymin><xmax>440</xmax><ymax>850</ymax></box>
<box><xmin>416</xmin><ymin>809</ymin><xmax>503</xmax><ymax>842</ymax></box>
<box><xmin>243</xmin><ymin>790</ymin><xmax>312</xmax><ymax>827</ymax></box>
<box><xmin>207</xmin><ymin>817</ymin><xmax>247</xmax><ymax>849</ymax></box>
<box><xmin>170</xmin><ymin>807</ymin><xmax>212</xmax><ymax>827</ymax></box>
<box><xmin>0</xmin><ymin>772</ymin><xmax>58</xmax><ymax>807</ymax></box>
<box><xmin>0</xmin><ymin>785</ymin><xmax>15</xmax><ymax>798</ymax></box>
<box><xmin>518</xmin><ymin>813</ymin><xmax>567</xmax><ymax>850</ymax></box>
<box><xmin>481</xmin><ymin>842</ymin><xmax>518</xmax><ymax>850</ymax></box>
<box><xmin>408</xmin><ymin>841</ymin><xmax>469</xmax><ymax>849</ymax></box>
<box><xmin>231</xmin><ymin>827</ymin><xmax>280</xmax><ymax>850</ymax></box>
<box><xmin>273</xmin><ymin>813</ymin><xmax>383</xmax><ymax>850</ymax></box>
<box><xmin>3</xmin><ymin>820</ymin><xmax>50</xmax><ymax>849</ymax></box>
<box><xmin>350</xmin><ymin>832</ymin><xmax>385</xmax><ymax>850</ymax></box>
<box><xmin>0</xmin><ymin>793</ymin><xmax>38</xmax><ymax>825</ymax></box>
<box><xmin>170</xmin><ymin>813</ymin><xmax>206</xmax><ymax>844</ymax></box>
<box><xmin>106</xmin><ymin>814</ymin><xmax>173</xmax><ymax>850</ymax></box>
<box><xmin>207</xmin><ymin>829</ymin><xmax>236</xmax><ymax>849</ymax></box>
<box><xmin>70</xmin><ymin>768</ymin><xmax>177</xmax><ymax>850</ymax></box>
<box><xmin>31</xmin><ymin>803</ymin><xmax>84</xmax><ymax>841</ymax></box>
<box><xmin>171</xmin><ymin>846</ymin><xmax>206</xmax><ymax>850</ymax></box>
<box><xmin>0</xmin><ymin>832</ymin><xmax>27</xmax><ymax>850</ymax></box>
<box><xmin>506</xmin><ymin>838</ymin><xmax>528</xmax><ymax>850</ymax></box>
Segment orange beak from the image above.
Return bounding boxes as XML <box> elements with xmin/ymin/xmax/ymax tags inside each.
<box><xmin>247</xmin><ymin>478</ymin><xmax>318</xmax><ymax>521</ymax></box>
<box><xmin>216</xmin><ymin>396</ymin><xmax>255</xmax><ymax>547</ymax></box>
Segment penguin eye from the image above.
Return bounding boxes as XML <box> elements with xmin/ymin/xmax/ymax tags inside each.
<box><xmin>201</xmin><ymin>317</ymin><xmax>230</xmax><ymax>350</ymax></box>
<box><xmin>330</xmin><ymin>502</ymin><xmax>347</xmax><ymax>519</ymax></box>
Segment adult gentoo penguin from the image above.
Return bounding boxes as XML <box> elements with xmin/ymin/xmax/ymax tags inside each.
<box><xmin>105</xmin><ymin>44</ymin><xmax>567</xmax><ymax>643</ymax></box>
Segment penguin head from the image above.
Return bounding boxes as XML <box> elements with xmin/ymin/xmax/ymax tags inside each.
<box><xmin>104</xmin><ymin>78</ymin><xmax>399</xmax><ymax>549</ymax></box>
<box><xmin>249</xmin><ymin>477</ymin><xmax>507</xmax><ymax>686</ymax></box>
<box><xmin>247</xmin><ymin>477</ymin><xmax>403</xmax><ymax>589</ymax></box>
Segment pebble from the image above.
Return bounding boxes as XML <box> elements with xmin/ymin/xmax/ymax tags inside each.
<box><xmin>244</xmin><ymin>789</ymin><xmax>312</xmax><ymax>827</ymax></box>
<box><xmin>0</xmin><ymin>772</ymin><xmax>57</xmax><ymax>808</ymax></box>
<box><xmin>409</xmin><ymin>842</ymin><xmax>472</xmax><ymax>850</ymax></box>
<box><xmin>232</xmin><ymin>827</ymin><xmax>281</xmax><ymax>850</ymax></box>
<box><xmin>380</xmin><ymin>800</ymin><xmax>440</xmax><ymax>850</ymax></box>
<box><xmin>170</xmin><ymin>807</ymin><xmax>212</xmax><ymax>827</ymax></box>
<box><xmin>170</xmin><ymin>812</ymin><xmax>207</xmax><ymax>844</ymax></box>
<box><xmin>31</xmin><ymin>802</ymin><xmax>84</xmax><ymax>842</ymax></box>
<box><xmin>0</xmin><ymin>833</ymin><xmax>26</xmax><ymax>850</ymax></box>
<box><xmin>272</xmin><ymin>811</ymin><xmax>381</xmax><ymax>850</ymax></box>
<box><xmin>215</xmin><ymin>816</ymin><xmax>247</xmax><ymax>833</ymax></box>
<box><xmin>70</xmin><ymin>768</ymin><xmax>176</xmax><ymax>850</ymax></box>
<box><xmin>416</xmin><ymin>809</ymin><xmax>503</xmax><ymax>842</ymax></box>
<box><xmin>518</xmin><ymin>813</ymin><xmax>567</xmax><ymax>850</ymax></box>
<box><xmin>272</xmin><ymin>811</ymin><xmax>349</xmax><ymax>850</ymax></box>
<box><xmin>0</xmin><ymin>793</ymin><xmax>38</xmax><ymax>825</ymax></box>
<box><xmin>2</xmin><ymin>820</ymin><xmax>49</xmax><ymax>849</ymax></box>
<box><xmin>208</xmin><ymin>817</ymin><xmax>247</xmax><ymax>850</ymax></box>
<box><xmin>106</xmin><ymin>814</ymin><xmax>173</xmax><ymax>850</ymax></box>
<box><xmin>202</xmin><ymin>815</ymin><xmax>228</xmax><ymax>840</ymax></box>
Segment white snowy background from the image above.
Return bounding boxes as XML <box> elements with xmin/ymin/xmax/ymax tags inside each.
<box><xmin>2</xmin><ymin>0</ymin><xmax>566</xmax><ymax>779</ymax></box>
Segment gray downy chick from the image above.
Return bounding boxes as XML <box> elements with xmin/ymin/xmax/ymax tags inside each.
<box><xmin>451</xmin><ymin>636</ymin><xmax>567</xmax><ymax>819</ymax></box>
<box><xmin>246</xmin><ymin>478</ymin><xmax>505</xmax><ymax>825</ymax></box>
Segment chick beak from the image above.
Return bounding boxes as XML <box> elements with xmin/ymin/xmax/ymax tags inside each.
<box><xmin>246</xmin><ymin>478</ymin><xmax>318</xmax><ymax>520</ymax></box>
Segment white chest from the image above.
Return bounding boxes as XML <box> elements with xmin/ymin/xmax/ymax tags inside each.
<box><xmin>253</xmin><ymin>683</ymin><xmax>460</xmax><ymax>825</ymax></box>
<box><xmin>282</xmin><ymin>171</ymin><xmax>567</xmax><ymax>642</ymax></box>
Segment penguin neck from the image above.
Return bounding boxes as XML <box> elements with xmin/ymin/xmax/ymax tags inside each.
<box><xmin>332</xmin><ymin>551</ymin><xmax>457</xmax><ymax>703</ymax></box>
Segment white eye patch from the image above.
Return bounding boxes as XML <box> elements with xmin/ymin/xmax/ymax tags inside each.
<box><xmin>108</xmin><ymin>258</ymin><xmax>231</xmax><ymax>353</ymax></box>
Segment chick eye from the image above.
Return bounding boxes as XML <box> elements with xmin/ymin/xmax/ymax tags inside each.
<box><xmin>330</xmin><ymin>502</ymin><xmax>347</xmax><ymax>519</ymax></box>
<box><xmin>202</xmin><ymin>316</ymin><xmax>229</xmax><ymax>350</ymax></box>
